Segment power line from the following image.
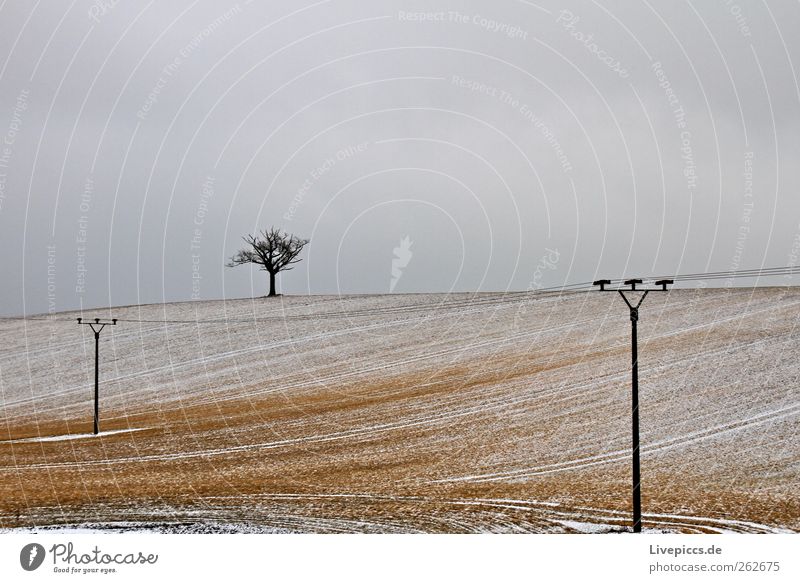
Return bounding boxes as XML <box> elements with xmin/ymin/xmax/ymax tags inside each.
<box><xmin>656</xmin><ymin>265</ymin><xmax>800</xmax><ymax>282</ymax></box>
<box><xmin>3</xmin><ymin>264</ymin><xmax>800</xmax><ymax>325</ymax></box>
<box><xmin>0</xmin><ymin>284</ymin><xmax>595</xmax><ymax>325</ymax></box>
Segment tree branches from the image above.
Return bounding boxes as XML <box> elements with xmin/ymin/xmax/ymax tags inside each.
<box><xmin>227</xmin><ymin>228</ymin><xmax>310</xmax><ymax>275</ymax></box>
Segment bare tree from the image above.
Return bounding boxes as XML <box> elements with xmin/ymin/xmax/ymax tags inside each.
<box><xmin>227</xmin><ymin>227</ymin><xmax>310</xmax><ymax>297</ymax></box>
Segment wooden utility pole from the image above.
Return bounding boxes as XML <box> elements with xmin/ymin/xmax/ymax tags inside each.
<box><xmin>77</xmin><ymin>317</ymin><xmax>117</xmax><ymax>435</ymax></box>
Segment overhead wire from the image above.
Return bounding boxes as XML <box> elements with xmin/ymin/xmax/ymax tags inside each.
<box><xmin>2</xmin><ymin>265</ymin><xmax>799</xmax><ymax>325</ymax></box>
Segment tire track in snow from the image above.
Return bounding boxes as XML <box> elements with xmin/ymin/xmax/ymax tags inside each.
<box><xmin>190</xmin><ymin>492</ymin><xmax>788</xmax><ymax>533</ymax></box>
<box><xmin>432</xmin><ymin>402</ymin><xmax>800</xmax><ymax>483</ymax></box>
<box><xmin>6</xmin><ymin>305</ymin><xmax>604</xmax><ymax>414</ymax></box>
<box><xmin>3</xmin><ymin>287</ymin><xmax>737</xmax><ymax>412</ymax></box>
<box><xmin>4</xmin><ymin>299</ymin><xmax>546</xmax><ymax>410</ymax></box>
<box><xmin>4</xmin><ymin>299</ymin><xmax>798</xmax><ymax>470</ymax></box>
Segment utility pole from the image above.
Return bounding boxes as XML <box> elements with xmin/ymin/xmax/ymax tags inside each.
<box><xmin>77</xmin><ymin>317</ymin><xmax>117</xmax><ymax>435</ymax></box>
<box><xmin>593</xmin><ymin>278</ymin><xmax>672</xmax><ymax>533</ymax></box>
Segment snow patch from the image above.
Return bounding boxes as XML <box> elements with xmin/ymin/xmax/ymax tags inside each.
<box><xmin>1</xmin><ymin>427</ymin><xmax>149</xmax><ymax>444</ymax></box>
<box><xmin>0</xmin><ymin>521</ymin><xmax>288</xmax><ymax>534</ymax></box>
<box><xmin>558</xmin><ymin>520</ymin><xmax>616</xmax><ymax>533</ymax></box>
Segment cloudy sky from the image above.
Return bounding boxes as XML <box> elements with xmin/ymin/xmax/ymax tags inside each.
<box><xmin>1</xmin><ymin>0</ymin><xmax>799</xmax><ymax>316</ymax></box>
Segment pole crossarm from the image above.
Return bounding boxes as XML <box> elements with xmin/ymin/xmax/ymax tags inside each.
<box><xmin>77</xmin><ymin>317</ymin><xmax>117</xmax><ymax>435</ymax></box>
<box><xmin>77</xmin><ymin>317</ymin><xmax>118</xmax><ymax>329</ymax></box>
<box><xmin>592</xmin><ymin>278</ymin><xmax>673</xmax><ymax>293</ymax></box>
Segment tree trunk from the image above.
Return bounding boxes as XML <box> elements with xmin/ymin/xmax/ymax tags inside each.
<box><xmin>268</xmin><ymin>271</ymin><xmax>277</xmax><ymax>297</ymax></box>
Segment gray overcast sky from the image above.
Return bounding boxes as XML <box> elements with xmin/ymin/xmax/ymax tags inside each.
<box><xmin>1</xmin><ymin>0</ymin><xmax>799</xmax><ymax>316</ymax></box>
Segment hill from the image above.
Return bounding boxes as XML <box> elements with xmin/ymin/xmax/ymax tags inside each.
<box><xmin>0</xmin><ymin>288</ymin><xmax>798</xmax><ymax>532</ymax></box>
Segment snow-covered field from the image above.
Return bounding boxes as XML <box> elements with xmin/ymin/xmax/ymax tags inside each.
<box><xmin>0</xmin><ymin>288</ymin><xmax>798</xmax><ymax>533</ymax></box>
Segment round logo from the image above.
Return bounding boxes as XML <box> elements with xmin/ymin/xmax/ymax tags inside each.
<box><xmin>20</xmin><ymin>543</ymin><xmax>46</xmax><ymax>571</ymax></box>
